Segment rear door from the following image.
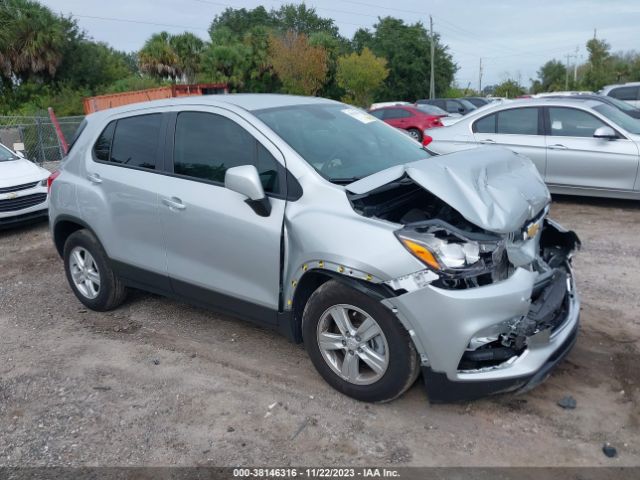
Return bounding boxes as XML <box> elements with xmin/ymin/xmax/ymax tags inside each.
<box><xmin>157</xmin><ymin>108</ymin><xmax>287</xmax><ymax>324</ymax></box>
<box><xmin>472</xmin><ymin>107</ymin><xmax>547</xmax><ymax>176</ymax></box>
<box><xmin>544</xmin><ymin>106</ymin><xmax>639</xmax><ymax>190</ymax></box>
<box><xmin>79</xmin><ymin>112</ymin><xmax>168</xmax><ymax>288</ymax></box>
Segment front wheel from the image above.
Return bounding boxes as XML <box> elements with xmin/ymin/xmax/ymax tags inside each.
<box><xmin>407</xmin><ymin>128</ymin><xmax>423</xmax><ymax>142</ymax></box>
<box><xmin>303</xmin><ymin>280</ymin><xmax>420</xmax><ymax>402</ymax></box>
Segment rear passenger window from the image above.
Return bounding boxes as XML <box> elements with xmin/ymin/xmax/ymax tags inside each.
<box><xmin>474</xmin><ymin>114</ymin><xmax>496</xmax><ymax>133</ymax></box>
<box><xmin>173</xmin><ymin>111</ymin><xmax>283</xmax><ymax>194</ymax></box>
<box><xmin>93</xmin><ymin>121</ymin><xmax>115</xmax><ymax>161</ymax></box>
<box><xmin>609</xmin><ymin>86</ymin><xmax>638</xmax><ymax>101</ymax></box>
<box><xmin>496</xmin><ymin>108</ymin><xmax>539</xmax><ymax>135</ymax></box>
<box><xmin>92</xmin><ymin>114</ymin><xmax>162</xmax><ymax>170</ymax></box>
<box><xmin>110</xmin><ymin>114</ymin><xmax>162</xmax><ymax>169</ymax></box>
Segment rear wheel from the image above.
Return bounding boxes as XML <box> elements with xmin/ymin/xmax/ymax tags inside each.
<box><xmin>407</xmin><ymin>128</ymin><xmax>422</xmax><ymax>142</ymax></box>
<box><xmin>63</xmin><ymin>229</ymin><xmax>127</xmax><ymax>311</ymax></box>
<box><xmin>303</xmin><ymin>280</ymin><xmax>420</xmax><ymax>402</ymax></box>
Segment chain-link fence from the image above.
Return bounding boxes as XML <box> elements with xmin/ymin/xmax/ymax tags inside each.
<box><xmin>0</xmin><ymin>115</ymin><xmax>85</xmax><ymax>164</ymax></box>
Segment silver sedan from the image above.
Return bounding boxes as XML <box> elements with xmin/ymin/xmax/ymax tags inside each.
<box><xmin>425</xmin><ymin>98</ymin><xmax>640</xmax><ymax>200</ymax></box>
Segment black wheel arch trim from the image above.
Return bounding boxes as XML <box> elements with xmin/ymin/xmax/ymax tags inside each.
<box><xmin>52</xmin><ymin>214</ymin><xmax>101</xmax><ymax>258</ymax></box>
<box><xmin>286</xmin><ymin>268</ymin><xmax>398</xmax><ymax>343</ymax></box>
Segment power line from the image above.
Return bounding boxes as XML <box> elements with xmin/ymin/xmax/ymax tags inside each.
<box><xmin>71</xmin><ymin>14</ymin><xmax>209</xmax><ymax>31</ymax></box>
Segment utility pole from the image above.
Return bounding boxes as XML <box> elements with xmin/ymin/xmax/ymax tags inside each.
<box><xmin>573</xmin><ymin>46</ymin><xmax>579</xmax><ymax>83</ymax></box>
<box><xmin>478</xmin><ymin>58</ymin><xmax>483</xmax><ymax>93</ymax></box>
<box><xmin>429</xmin><ymin>15</ymin><xmax>435</xmax><ymax>99</ymax></box>
<box><xmin>565</xmin><ymin>53</ymin><xmax>571</xmax><ymax>90</ymax></box>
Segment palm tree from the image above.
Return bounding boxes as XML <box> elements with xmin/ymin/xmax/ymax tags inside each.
<box><xmin>138</xmin><ymin>32</ymin><xmax>181</xmax><ymax>81</ymax></box>
<box><xmin>170</xmin><ymin>32</ymin><xmax>204</xmax><ymax>83</ymax></box>
<box><xmin>0</xmin><ymin>0</ymin><xmax>70</xmax><ymax>81</ymax></box>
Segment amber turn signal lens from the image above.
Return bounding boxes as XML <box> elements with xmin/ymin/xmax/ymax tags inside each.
<box><xmin>400</xmin><ymin>238</ymin><xmax>441</xmax><ymax>270</ymax></box>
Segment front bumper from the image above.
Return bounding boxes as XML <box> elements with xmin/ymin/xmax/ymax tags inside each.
<box><xmin>0</xmin><ymin>186</ymin><xmax>49</xmax><ymax>229</ymax></box>
<box><xmin>384</xmin><ymin>260</ymin><xmax>580</xmax><ymax>402</ymax></box>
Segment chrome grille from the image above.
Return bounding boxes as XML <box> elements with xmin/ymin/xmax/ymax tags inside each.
<box><xmin>0</xmin><ymin>181</ymin><xmax>39</xmax><ymax>194</ymax></box>
<box><xmin>0</xmin><ymin>193</ymin><xmax>47</xmax><ymax>212</ymax></box>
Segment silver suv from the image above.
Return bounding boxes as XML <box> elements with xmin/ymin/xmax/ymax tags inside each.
<box><xmin>49</xmin><ymin>95</ymin><xmax>581</xmax><ymax>403</ymax></box>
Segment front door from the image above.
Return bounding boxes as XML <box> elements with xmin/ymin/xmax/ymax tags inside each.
<box><xmin>158</xmin><ymin>108</ymin><xmax>287</xmax><ymax>324</ymax></box>
<box><xmin>544</xmin><ymin>107</ymin><xmax>639</xmax><ymax>191</ymax></box>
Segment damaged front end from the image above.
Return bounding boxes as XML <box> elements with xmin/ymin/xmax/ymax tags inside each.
<box><xmin>346</xmin><ymin>148</ymin><xmax>581</xmax><ymax>402</ymax></box>
<box><xmin>456</xmin><ymin>219</ymin><xmax>580</xmax><ymax>374</ymax></box>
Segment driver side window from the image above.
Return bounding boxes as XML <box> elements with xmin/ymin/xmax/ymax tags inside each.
<box><xmin>173</xmin><ymin>111</ymin><xmax>284</xmax><ymax>194</ymax></box>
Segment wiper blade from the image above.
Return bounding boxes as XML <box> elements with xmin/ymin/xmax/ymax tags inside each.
<box><xmin>329</xmin><ymin>177</ymin><xmax>361</xmax><ymax>184</ymax></box>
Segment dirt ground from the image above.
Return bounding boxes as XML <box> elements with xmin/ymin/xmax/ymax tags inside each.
<box><xmin>0</xmin><ymin>195</ymin><xmax>638</xmax><ymax>467</ymax></box>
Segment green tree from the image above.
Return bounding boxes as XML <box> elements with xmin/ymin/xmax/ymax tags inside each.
<box><xmin>208</xmin><ymin>6</ymin><xmax>274</xmax><ymax>38</ymax></box>
<box><xmin>57</xmin><ymin>41</ymin><xmax>134</xmax><ymax>90</ymax></box>
<box><xmin>310</xmin><ymin>31</ymin><xmax>351</xmax><ymax>99</ymax></box>
<box><xmin>0</xmin><ymin>0</ymin><xmax>74</xmax><ymax>81</ymax></box>
<box><xmin>272</xmin><ymin>4</ymin><xmax>339</xmax><ymax>37</ymax></box>
<box><xmin>268</xmin><ymin>31</ymin><xmax>328</xmax><ymax>95</ymax></box>
<box><xmin>583</xmin><ymin>38</ymin><xmax>612</xmax><ymax>91</ymax></box>
<box><xmin>354</xmin><ymin>17</ymin><xmax>457</xmax><ymax>101</ymax></box>
<box><xmin>170</xmin><ymin>32</ymin><xmax>204</xmax><ymax>83</ymax></box>
<box><xmin>531</xmin><ymin>59</ymin><xmax>567</xmax><ymax>93</ymax></box>
<box><xmin>336</xmin><ymin>47</ymin><xmax>388</xmax><ymax>106</ymax></box>
<box><xmin>138</xmin><ymin>32</ymin><xmax>181</xmax><ymax>81</ymax></box>
<box><xmin>494</xmin><ymin>79</ymin><xmax>525</xmax><ymax>98</ymax></box>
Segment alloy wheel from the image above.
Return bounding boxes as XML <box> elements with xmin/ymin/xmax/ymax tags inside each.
<box><xmin>316</xmin><ymin>304</ymin><xmax>389</xmax><ymax>385</ymax></box>
<box><xmin>69</xmin><ymin>246</ymin><xmax>101</xmax><ymax>299</ymax></box>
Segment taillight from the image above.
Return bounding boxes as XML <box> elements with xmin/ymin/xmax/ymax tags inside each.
<box><xmin>432</xmin><ymin>119</ymin><xmax>443</xmax><ymax>127</ymax></box>
<box><xmin>422</xmin><ymin>135</ymin><xmax>433</xmax><ymax>147</ymax></box>
<box><xmin>47</xmin><ymin>170</ymin><xmax>60</xmax><ymax>194</ymax></box>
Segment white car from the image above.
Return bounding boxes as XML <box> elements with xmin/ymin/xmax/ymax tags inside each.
<box><xmin>0</xmin><ymin>143</ymin><xmax>50</xmax><ymax>228</ymax></box>
<box><xmin>600</xmin><ymin>82</ymin><xmax>640</xmax><ymax>108</ymax></box>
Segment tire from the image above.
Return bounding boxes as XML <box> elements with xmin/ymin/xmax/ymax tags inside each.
<box><xmin>302</xmin><ymin>280</ymin><xmax>420</xmax><ymax>403</ymax></box>
<box><xmin>63</xmin><ymin>229</ymin><xmax>127</xmax><ymax>311</ymax></box>
<box><xmin>407</xmin><ymin>128</ymin><xmax>422</xmax><ymax>142</ymax></box>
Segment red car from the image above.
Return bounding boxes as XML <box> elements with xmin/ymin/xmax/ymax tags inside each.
<box><xmin>369</xmin><ymin>105</ymin><xmax>444</xmax><ymax>141</ymax></box>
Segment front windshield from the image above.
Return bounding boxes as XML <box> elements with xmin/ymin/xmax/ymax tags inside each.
<box><xmin>594</xmin><ymin>103</ymin><xmax>640</xmax><ymax>134</ymax></box>
<box><xmin>0</xmin><ymin>144</ymin><xmax>19</xmax><ymax>162</ymax></box>
<box><xmin>415</xmin><ymin>104</ymin><xmax>448</xmax><ymax>116</ymax></box>
<box><xmin>254</xmin><ymin>104</ymin><xmax>430</xmax><ymax>183</ymax></box>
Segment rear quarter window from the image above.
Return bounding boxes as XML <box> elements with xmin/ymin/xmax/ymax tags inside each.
<box><xmin>473</xmin><ymin>114</ymin><xmax>496</xmax><ymax>133</ymax></box>
<box><xmin>92</xmin><ymin>114</ymin><xmax>162</xmax><ymax>170</ymax></box>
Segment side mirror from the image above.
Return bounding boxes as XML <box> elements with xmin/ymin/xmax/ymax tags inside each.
<box><xmin>14</xmin><ymin>150</ymin><xmax>25</xmax><ymax>158</ymax></box>
<box><xmin>224</xmin><ymin>165</ymin><xmax>271</xmax><ymax>217</ymax></box>
<box><xmin>593</xmin><ymin>126</ymin><xmax>617</xmax><ymax>139</ymax></box>
<box><xmin>458</xmin><ymin>107</ymin><xmax>466</xmax><ymax>114</ymax></box>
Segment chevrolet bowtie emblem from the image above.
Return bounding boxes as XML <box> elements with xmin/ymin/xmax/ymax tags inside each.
<box><xmin>526</xmin><ymin>222</ymin><xmax>540</xmax><ymax>239</ymax></box>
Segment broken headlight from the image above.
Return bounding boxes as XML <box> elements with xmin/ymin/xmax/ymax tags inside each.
<box><xmin>395</xmin><ymin>220</ymin><xmax>504</xmax><ymax>278</ymax></box>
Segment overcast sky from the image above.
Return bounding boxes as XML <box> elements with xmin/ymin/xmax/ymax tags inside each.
<box><xmin>41</xmin><ymin>0</ymin><xmax>640</xmax><ymax>91</ymax></box>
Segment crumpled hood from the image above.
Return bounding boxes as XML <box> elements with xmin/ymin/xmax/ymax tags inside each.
<box><xmin>0</xmin><ymin>158</ymin><xmax>49</xmax><ymax>188</ymax></box>
<box><xmin>346</xmin><ymin>146</ymin><xmax>551</xmax><ymax>234</ymax></box>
